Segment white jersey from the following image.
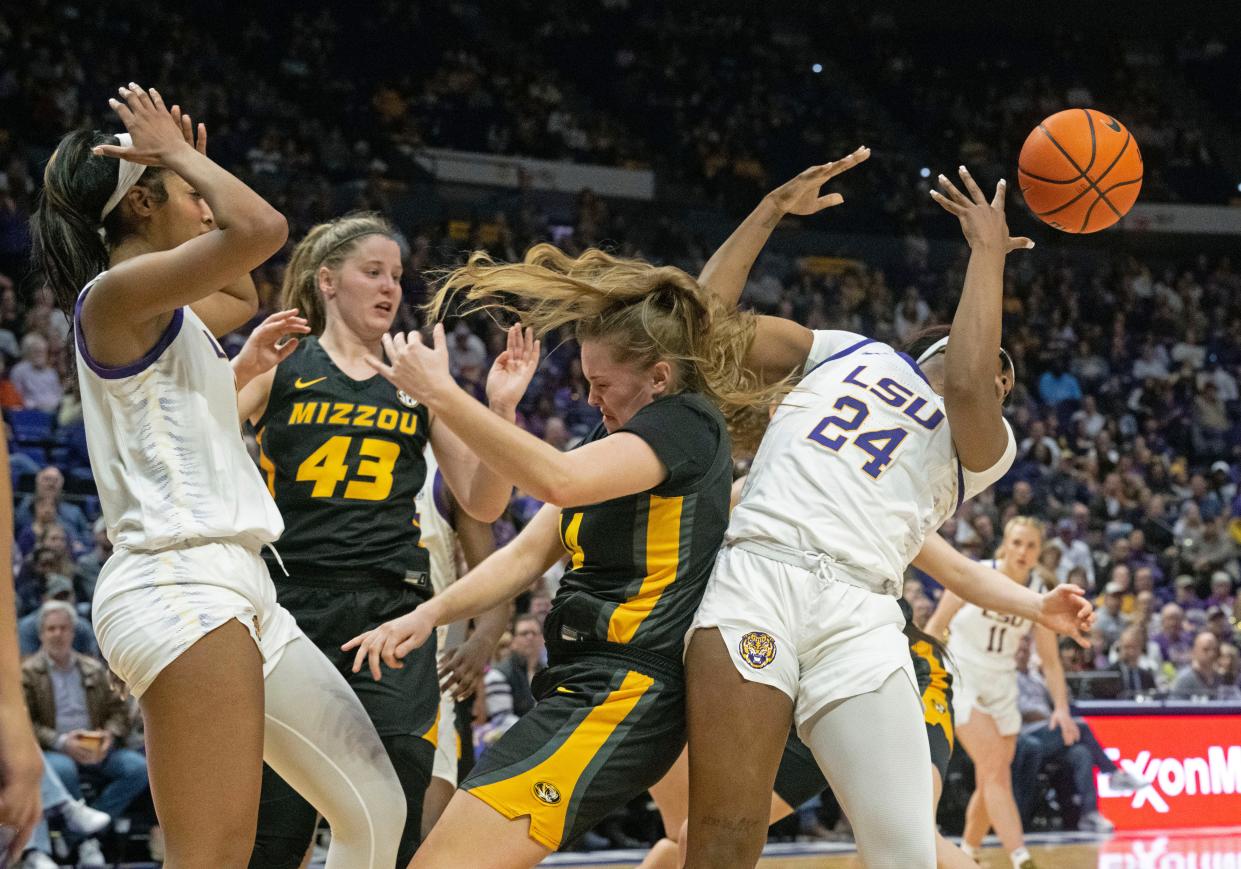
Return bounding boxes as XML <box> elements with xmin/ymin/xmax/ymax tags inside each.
<box><xmin>415</xmin><ymin>448</ymin><xmax>468</xmax><ymax>649</ymax></box>
<box><xmin>946</xmin><ymin>560</ymin><xmax>1043</xmax><ymax>674</ymax></box>
<box><xmin>74</xmin><ymin>276</ymin><xmax>284</xmax><ymax>551</ymax></box>
<box><xmin>727</xmin><ymin>330</ymin><xmax>1015</xmax><ymax>595</ymax></box>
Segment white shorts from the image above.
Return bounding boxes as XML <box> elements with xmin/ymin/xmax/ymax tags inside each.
<box><xmin>687</xmin><ymin>546</ymin><xmax>917</xmax><ymax>732</ymax></box>
<box><xmin>431</xmin><ymin>690</ymin><xmax>461</xmax><ymax>785</ymax></box>
<box><xmin>951</xmin><ymin>663</ymin><xmax>1021</xmax><ymax>736</ymax></box>
<box><xmin>92</xmin><ymin>539</ymin><xmax>301</xmax><ymax>698</ymax></box>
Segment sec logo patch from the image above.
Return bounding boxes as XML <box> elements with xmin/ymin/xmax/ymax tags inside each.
<box><xmin>532</xmin><ymin>780</ymin><xmax>562</xmax><ymax>805</ymax></box>
<box><xmin>397</xmin><ymin>390</ymin><xmax>419</xmax><ymax>408</ymax></box>
<box><xmin>738</xmin><ymin>631</ymin><xmax>777</xmax><ymax>669</ymax></box>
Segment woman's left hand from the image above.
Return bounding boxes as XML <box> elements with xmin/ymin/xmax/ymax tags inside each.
<box><xmin>485</xmin><ymin>324</ymin><xmax>541</xmax><ymax>413</ymax></box>
<box><xmin>366</xmin><ymin>324</ymin><xmax>457</xmax><ymax>408</ymax></box>
<box><xmin>231</xmin><ymin>309</ymin><xmax>310</xmax><ymax>389</ymax></box>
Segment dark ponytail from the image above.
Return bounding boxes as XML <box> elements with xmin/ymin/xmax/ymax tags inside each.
<box><xmin>30</xmin><ymin>130</ymin><xmax>165</xmax><ymax>315</ymax></box>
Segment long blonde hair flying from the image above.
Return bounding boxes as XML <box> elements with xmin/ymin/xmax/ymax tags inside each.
<box><xmin>427</xmin><ymin>244</ymin><xmax>784</xmax><ymax>451</ymax></box>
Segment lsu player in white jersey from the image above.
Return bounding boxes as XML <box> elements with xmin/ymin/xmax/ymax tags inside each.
<box><xmin>681</xmin><ymin>154</ymin><xmax>1057</xmax><ymax>869</ymax></box>
<box><xmin>414</xmin><ymin>447</ymin><xmax>510</xmax><ymax>837</ymax></box>
<box><xmin>29</xmin><ymin>85</ymin><xmax>405</xmax><ymax>867</ymax></box>
<box><xmin>926</xmin><ymin>517</ymin><xmax>1076</xmax><ymax>869</ymax></box>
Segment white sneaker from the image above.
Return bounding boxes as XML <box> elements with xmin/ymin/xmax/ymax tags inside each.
<box><xmin>1078</xmin><ymin>810</ymin><xmax>1116</xmax><ymax>833</ymax></box>
<box><xmin>76</xmin><ymin>837</ymin><xmax>107</xmax><ymax>869</ymax></box>
<box><xmin>21</xmin><ymin>851</ymin><xmax>60</xmax><ymax>869</ymax></box>
<box><xmin>1108</xmin><ymin>769</ymin><xmax>1152</xmax><ymax>792</ymax></box>
<box><xmin>62</xmin><ymin>799</ymin><xmax>111</xmax><ymax>836</ymax></box>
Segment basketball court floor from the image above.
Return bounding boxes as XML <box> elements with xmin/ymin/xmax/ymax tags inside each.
<box><xmin>544</xmin><ymin>828</ymin><xmax>1241</xmax><ymax>868</ymax></box>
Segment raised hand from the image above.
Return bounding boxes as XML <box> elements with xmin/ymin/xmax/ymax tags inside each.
<box><xmin>170</xmin><ymin>104</ymin><xmax>207</xmax><ymax>156</ymax></box>
<box><xmin>930</xmin><ymin>165</ymin><xmax>1034</xmax><ymax>254</ymax></box>
<box><xmin>342</xmin><ymin>609</ymin><xmax>436</xmax><ymax>682</ymax></box>
<box><xmin>765</xmin><ymin>146</ymin><xmax>871</xmax><ymax>217</ymax></box>
<box><xmin>365</xmin><ymin>324</ymin><xmax>456</xmax><ymax>409</ymax></box>
<box><xmin>91</xmin><ymin>82</ymin><xmax>194</xmax><ymax>166</ymax></box>
<box><xmin>1036</xmin><ymin>584</ymin><xmax>1095</xmax><ymax>647</ymax></box>
<box><xmin>485</xmin><ymin>324</ymin><xmax>541</xmax><ymax>412</ymax></box>
<box><xmin>232</xmin><ymin>309</ymin><xmax>311</xmax><ymax>387</ymax></box>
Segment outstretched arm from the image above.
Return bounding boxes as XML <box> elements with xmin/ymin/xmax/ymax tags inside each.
<box><xmin>698</xmin><ymin>149</ymin><xmax>870</xmax><ymax>382</ymax></box>
<box><xmin>913</xmin><ymin>534</ymin><xmax>1093</xmax><ymax>644</ymax></box>
<box><xmin>930</xmin><ymin>167</ymin><xmax>1031</xmax><ymax>472</ymax></box>
<box><xmin>344</xmin><ymin>504</ymin><xmax>565</xmax><ymax>680</ymax></box>
<box><xmin>375</xmin><ymin>325</ymin><xmax>670</xmax><ymax>508</ymax></box>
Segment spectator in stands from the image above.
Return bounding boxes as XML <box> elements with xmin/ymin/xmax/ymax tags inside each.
<box><xmin>1169</xmin><ymin>630</ymin><xmax>1222</xmax><ymax>699</ymax></box>
<box><xmin>0</xmin><ymin>353</ymin><xmax>25</xmax><ymax>410</ymax></box>
<box><xmin>1154</xmin><ymin>603</ymin><xmax>1194</xmax><ymax>672</ymax></box>
<box><xmin>16</xmin><ymin>466</ymin><xmax>91</xmax><ymax>550</ymax></box>
<box><xmin>9</xmin><ymin>332</ymin><xmax>62</xmax><ymax>413</ymax></box>
<box><xmin>1111</xmin><ymin>626</ymin><xmax>1158</xmax><ymax>697</ymax></box>
<box><xmin>1173</xmin><ymin>575</ymin><xmax>1206</xmax><ymax>619</ymax></box>
<box><xmin>15</xmin><ymin>495</ymin><xmax>60</xmax><ymax>556</ymax></box>
<box><xmin>1205</xmin><ymin>570</ymin><xmax>1236</xmax><ymax>611</ymax></box>
<box><xmin>1048</xmin><ymin>517</ymin><xmax>1095</xmax><ymax>589</ymax></box>
<box><xmin>1012</xmin><ymin>639</ymin><xmax>1145</xmax><ymax>833</ymax></box>
<box><xmin>17</xmin><ymin>575</ymin><xmax>97</xmax><ymax>657</ymax></box>
<box><xmin>1037</xmin><ymin>360</ymin><xmax>1083</xmax><ymax>408</ymax></box>
<box><xmin>481</xmin><ymin>613</ymin><xmax>546</xmax><ymax>737</ymax></box>
<box><xmin>1205</xmin><ymin>607</ymin><xmax>1238</xmax><ymax>647</ymax></box>
<box><xmin>1191</xmin><ymin>518</ymin><xmax>1238</xmax><ymax>580</ymax></box>
<box><xmin>15</xmin><ymin>545</ymin><xmax>65</xmax><ymax>618</ymax></box>
<box><xmin>74</xmin><ymin>517</ymin><xmax>112</xmax><ymax>605</ymax></box>
<box><xmin>1193</xmin><ymin>382</ymin><xmax>1230</xmax><ymax>457</ymax></box>
<box><xmin>1095</xmin><ymin>583</ymin><xmax>1130</xmax><ymax>651</ymax></box>
<box><xmin>20</xmin><ymin>602</ymin><xmax>149</xmax><ymax>825</ymax></box>
<box><xmin>1217</xmin><ymin>643</ymin><xmax>1241</xmax><ymax>697</ymax></box>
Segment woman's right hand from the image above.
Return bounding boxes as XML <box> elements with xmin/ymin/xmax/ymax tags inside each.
<box><xmin>764</xmin><ymin>146</ymin><xmax>871</xmax><ymax>217</ymax></box>
<box><xmin>342</xmin><ymin>609</ymin><xmax>437</xmax><ymax>681</ymax></box>
<box><xmin>91</xmin><ymin>82</ymin><xmax>196</xmax><ymax>167</ymax></box>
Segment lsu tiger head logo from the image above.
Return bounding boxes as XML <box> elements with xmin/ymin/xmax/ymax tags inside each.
<box><xmin>397</xmin><ymin>390</ymin><xmax>419</xmax><ymax>408</ymax></box>
<box><xmin>738</xmin><ymin>631</ymin><xmax>777</xmax><ymax>669</ymax></box>
<box><xmin>532</xmin><ymin>780</ymin><xmax>562</xmax><ymax>805</ymax></box>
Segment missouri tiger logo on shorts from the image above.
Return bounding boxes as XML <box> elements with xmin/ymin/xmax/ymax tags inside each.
<box><xmin>532</xmin><ymin>780</ymin><xmax>562</xmax><ymax>805</ymax></box>
<box><xmin>738</xmin><ymin>631</ymin><xmax>777</xmax><ymax>669</ymax></box>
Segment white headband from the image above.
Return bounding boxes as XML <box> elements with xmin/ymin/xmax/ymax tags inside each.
<box><xmin>916</xmin><ymin>335</ymin><xmax>1016</xmax><ymax>382</ymax></box>
<box><xmin>915</xmin><ymin>336</ymin><xmax>951</xmax><ymax>365</ymax></box>
<box><xmin>97</xmin><ymin>133</ymin><xmax>145</xmax><ymax>238</ymax></box>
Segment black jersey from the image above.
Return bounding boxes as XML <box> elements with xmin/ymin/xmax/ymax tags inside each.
<box><xmin>256</xmin><ymin>337</ymin><xmax>431</xmax><ymax>580</ymax></box>
<box><xmin>548</xmin><ymin>392</ymin><xmax>731</xmax><ymax>666</ymax></box>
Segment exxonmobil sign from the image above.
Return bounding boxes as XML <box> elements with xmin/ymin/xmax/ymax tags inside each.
<box><xmin>1086</xmin><ymin>714</ymin><xmax>1241</xmax><ymax>830</ymax></box>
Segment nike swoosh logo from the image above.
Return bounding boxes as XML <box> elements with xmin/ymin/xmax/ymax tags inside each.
<box><xmin>294</xmin><ymin>376</ymin><xmax>327</xmax><ymax>389</ymax></box>
<box><xmin>1104</xmin><ymin>117</ymin><xmax>1121</xmax><ymax>132</ymax></box>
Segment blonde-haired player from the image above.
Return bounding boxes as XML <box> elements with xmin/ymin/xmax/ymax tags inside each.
<box><xmin>926</xmin><ymin>517</ymin><xmax>1071</xmax><ymax>869</ymax></box>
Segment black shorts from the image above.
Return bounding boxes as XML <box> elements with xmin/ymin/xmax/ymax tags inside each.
<box><xmin>772</xmin><ymin>641</ymin><xmax>955</xmax><ymax>809</ymax></box>
<box><xmin>462</xmin><ymin>654</ymin><xmax>685</xmax><ymax>850</ymax></box>
<box><xmin>274</xmin><ymin>575</ymin><xmax>439</xmax><ymax>738</ymax></box>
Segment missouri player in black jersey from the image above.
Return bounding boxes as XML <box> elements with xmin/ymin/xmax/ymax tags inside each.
<box><xmin>236</xmin><ymin>213</ymin><xmax>537</xmax><ymax>868</ymax></box>
<box><xmin>344</xmin><ymin>245</ymin><xmax>782</xmax><ymax>867</ymax></box>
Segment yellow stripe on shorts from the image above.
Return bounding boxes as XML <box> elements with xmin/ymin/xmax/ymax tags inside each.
<box><xmin>467</xmin><ymin>670</ymin><xmax>654</xmax><ymax>850</ymax></box>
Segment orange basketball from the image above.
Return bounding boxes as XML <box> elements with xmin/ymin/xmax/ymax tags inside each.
<box><xmin>1017</xmin><ymin>109</ymin><xmax>1143</xmax><ymax>234</ymax></box>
